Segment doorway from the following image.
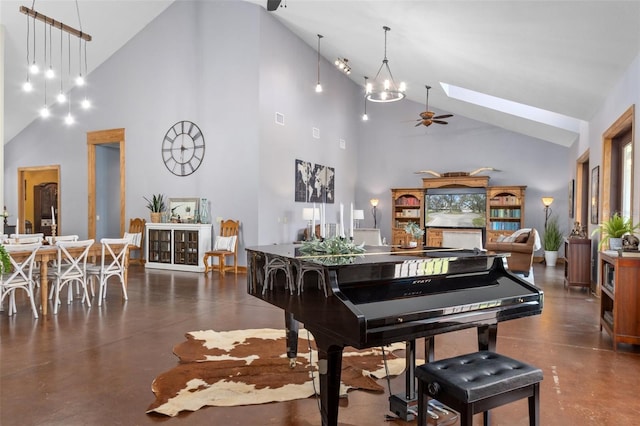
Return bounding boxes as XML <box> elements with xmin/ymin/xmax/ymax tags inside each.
<box><xmin>87</xmin><ymin>128</ymin><xmax>126</xmax><ymax>240</ymax></box>
<box><xmin>17</xmin><ymin>165</ymin><xmax>61</xmax><ymax>235</ymax></box>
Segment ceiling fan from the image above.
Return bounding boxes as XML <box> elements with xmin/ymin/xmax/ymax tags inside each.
<box><xmin>415</xmin><ymin>85</ymin><xmax>453</xmax><ymax>127</ymax></box>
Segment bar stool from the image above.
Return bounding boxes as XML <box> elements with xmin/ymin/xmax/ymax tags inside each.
<box><xmin>416</xmin><ymin>351</ymin><xmax>543</xmax><ymax>426</ymax></box>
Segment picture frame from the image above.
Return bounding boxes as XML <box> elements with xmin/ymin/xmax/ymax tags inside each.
<box><xmin>568</xmin><ymin>179</ymin><xmax>575</xmax><ymax>218</ymax></box>
<box><xmin>590</xmin><ymin>166</ymin><xmax>599</xmax><ymax>224</ymax></box>
<box><xmin>169</xmin><ymin>198</ymin><xmax>199</xmax><ymax>223</ymax></box>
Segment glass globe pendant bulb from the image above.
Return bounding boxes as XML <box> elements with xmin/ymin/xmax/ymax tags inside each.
<box><xmin>29</xmin><ymin>62</ymin><xmax>40</xmax><ymax>75</ymax></box>
<box><xmin>45</xmin><ymin>67</ymin><xmax>55</xmax><ymax>79</ymax></box>
<box><xmin>65</xmin><ymin>113</ymin><xmax>74</xmax><ymax>125</ymax></box>
<box><xmin>362</xmin><ymin>113</ymin><xmax>369</xmax><ymax>121</ymax></box>
<box><xmin>40</xmin><ymin>105</ymin><xmax>50</xmax><ymax>118</ymax></box>
<box><xmin>315</xmin><ymin>83</ymin><xmax>322</xmax><ymax>93</ymax></box>
<box><xmin>81</xmin><ymin>97</ymin><xmax>91</xmax><ymax>109</ymax></box>
<box><xmin>75</xmin><ymin>75</ymin><xmax>85</xmax><ymax>86</ymax></box>
<box><xmin>23</xmin><ymin>80</ymin><xmax>33</xmax><ymax>92</ymax></box>
<box><xmin>57</xmin><ymin>92</ymin><xmax>67</xmax><ymax>103</ymax></box>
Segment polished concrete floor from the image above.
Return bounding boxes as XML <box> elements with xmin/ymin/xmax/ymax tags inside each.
<box><xmin>1</xmin><ymin>262</ymin><xmax>640</xmax><ymax>426</ymax></box>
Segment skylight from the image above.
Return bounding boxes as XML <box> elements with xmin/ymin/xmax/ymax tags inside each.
<box><xmin>440</xmin><ymin>83</ymin><xmax>582</xmax><ymax>133</ymax></box>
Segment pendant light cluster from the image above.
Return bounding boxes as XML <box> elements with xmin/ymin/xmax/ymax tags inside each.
<box><xmin>20</xmin><ymin>4</ymin><xmax>92</xmax><ymax>125</ymax></box>
<box><xmin>311</xmin><ymin>24</ymin><xmax>406</xmax><ymax>122</ymax></box>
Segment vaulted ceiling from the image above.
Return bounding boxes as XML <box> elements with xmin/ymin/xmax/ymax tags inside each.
<box><xmin>3</xmin><ymin>1</ymin><xmax>640</xmax><ymax>146</ymax></box>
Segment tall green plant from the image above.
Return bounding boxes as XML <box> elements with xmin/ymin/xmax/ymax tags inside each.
<box><xmin>543</xmin><ymin>216</ymin><xmax>563</xmax><ymax>251</ymax></box>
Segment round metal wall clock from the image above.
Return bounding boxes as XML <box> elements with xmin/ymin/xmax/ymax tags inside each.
<box><xmin>161</xmin><ymin>120</ymin><xmax>205</xmax><ymax>176</ymax></box>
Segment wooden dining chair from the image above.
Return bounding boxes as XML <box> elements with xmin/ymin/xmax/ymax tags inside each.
<box><xmin>125</xmin><ymin>218</ymin><xmax>146</xmax><ymax>265</ymax></box>
<box><xmin>203</xmin><ymin>219</ymin><xmax>240</xmax><ymax>276</ymax></box>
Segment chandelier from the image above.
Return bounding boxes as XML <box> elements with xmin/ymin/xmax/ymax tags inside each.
<box><xmin>20</xmin><ymin>3</ymin><xmax>92</xmax><ymax>125</ymax></box>
<box><xmin>366</xmin><ymin>26</ymin><xmax>405</xmax><ymax>103</ymax></box>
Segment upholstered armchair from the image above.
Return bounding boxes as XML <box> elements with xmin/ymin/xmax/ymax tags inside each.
<box><xmin>485</xmin><ymin>228</ymin><xmax>540</xmax><ymax>277</ymax></box>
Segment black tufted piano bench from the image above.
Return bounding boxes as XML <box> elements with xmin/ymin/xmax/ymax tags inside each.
<box><xmin>415</xmin><ymin>351</ymin><xmax>543</xmax><ymax>426</ymax></box>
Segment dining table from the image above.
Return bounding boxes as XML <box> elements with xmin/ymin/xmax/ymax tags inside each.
<box><xmin>7</xmin><ymin>242</ymin><xmax>128</xmax><ymax>315</ymax></box>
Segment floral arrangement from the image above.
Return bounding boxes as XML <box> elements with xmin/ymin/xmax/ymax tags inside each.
<box><xmin>0</xmin><ymin>245</ymin><xmax>11</xmax><ymax>274</ymax></box>
<box><xmin>404</xmin><ymin>221</ymin><xmax>425</xmax><ymax>240</ymax></box>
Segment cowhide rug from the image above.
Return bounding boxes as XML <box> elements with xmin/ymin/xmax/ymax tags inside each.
<box><xmin>147</xmin><ymin>328</ymin><xmax>409</xmax><ymax>417</ymax></box>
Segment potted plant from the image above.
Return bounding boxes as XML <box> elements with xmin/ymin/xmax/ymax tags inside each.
<box><xmin>404</xmin><ymin>221</ymin><xmax>425</xmax><ymax>247</ymax></box>
<box><xmin>144</xmin><ymin>194</ymin><xmax>166</xmax><ymax>223</ymax></box>
<box><xmin>591</xmin><ymin>212</ymin><xmax>640</xmax><ymax>250</ymax></box>
<box><xmin>543</xmin><ymin>216</ymin><xmax>563</xmax><ymax>266</ymax></box>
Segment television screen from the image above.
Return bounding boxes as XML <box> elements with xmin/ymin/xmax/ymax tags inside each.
<box><xmin>425</xmin><ymin>188</ymin><xmax>487</xmax><ymax>228</ymax></box>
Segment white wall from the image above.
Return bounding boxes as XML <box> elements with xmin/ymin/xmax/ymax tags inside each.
<box><xmin>5</xmin><ymin>1</ymin><xmax>603</xmax><ymax>265</ymax></box>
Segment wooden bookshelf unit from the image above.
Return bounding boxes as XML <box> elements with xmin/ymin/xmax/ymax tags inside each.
<box><xmin>599</xmin><ymin>252</ymin><xmax>640</xmax><ymax>350</ymax></box>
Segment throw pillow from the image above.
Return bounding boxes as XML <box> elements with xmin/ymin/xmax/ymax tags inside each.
<box><xmin>496</xmin><ymin>235</ymin><xmax>506</xmax><ymax>242</ymax></box>
<box><xmin>214</xmin><ymin>235</ymin><xmax>237</xmax><ymax>251</ymax></box>
<box><xmin>124</xmin><ymin>232</ymin><xmax>142</xmax><ymax>247</ymax></box>
<box><xmin>514</xmin><ymin>232</ymin><xmax>529</xmax><ymax>244</ymax></box>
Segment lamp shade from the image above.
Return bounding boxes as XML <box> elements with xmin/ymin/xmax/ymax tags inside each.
<box><xmin>541</xmin><ymin>197</ymin><xmax>554</xmax><ymax>207</ymax></box>
<box><xmin>370</xmin><ymin>198</ymin><xmax>379</xmax><ymax>207</ymax></box>
<box><xmin>353</xmin><ymin>209</ymin><xmax>364</xmax><ymax>220</ymax></box>
<box><xmin>302</xmin><ymin>208</ymin><xmax>319</xmax><ymax>221</ymax></box>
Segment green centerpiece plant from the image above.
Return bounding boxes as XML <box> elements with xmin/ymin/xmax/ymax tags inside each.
<box><xmin>299</xmin><ymin>236</ymin><xmax>365</xmax><ymax>265</ymax></box>
<box><xmin>0</xmin><ymin>245</ymin><xmax>11</xmax><ymax>274</ymax></box>
<box><xmin>591</xmin><ymin>212</ymin><xmax>640</xmax><ymax>250</ymax></box>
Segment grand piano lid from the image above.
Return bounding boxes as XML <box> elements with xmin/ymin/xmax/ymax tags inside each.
<box><xmin>247</xmin><ymin>244</ymin><xmax>507</xmax><ymax>273</ymax></box>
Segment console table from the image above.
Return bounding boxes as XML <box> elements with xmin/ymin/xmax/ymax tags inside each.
<box><xmin>145</xmin><ymin>223</ymin><xmax>212</xmax><ymax>272</ymax></box>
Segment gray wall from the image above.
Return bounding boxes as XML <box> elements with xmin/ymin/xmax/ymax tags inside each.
<box><xmin>3</xmin><ymin>1</ymin><xmax>587</xmax><ymax>265</ymax></box>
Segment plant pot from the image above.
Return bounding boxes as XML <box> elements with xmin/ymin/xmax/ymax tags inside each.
<box><xmin>150</xmin><ymin>212</ymin><xmax>162</xmax><ymax>223</ymax></box>
<box><xmin>609</xmin><ymin>237</ymin><xmax>623</xmax><ymax>250</ymax></box>
<box><xmin>544</xmin><ymin>250</ymin><xmax>558</xmax><ymax>267</ymax></box>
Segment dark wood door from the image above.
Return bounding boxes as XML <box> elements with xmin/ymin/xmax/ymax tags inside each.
<box><xmin>34</xmin><ymin>182</ymin><xmax>57</xmax><ymax>236</ymax></box>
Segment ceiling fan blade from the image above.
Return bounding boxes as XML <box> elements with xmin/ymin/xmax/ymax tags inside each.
<box><xmin>432</xmin><ymin>120</ymin><xmax>449</xmax><ymax>125</ymax></box>
<box><xmin>267</xmin><ymin>0</ymin><xmax>282</xmax><ymax>11</ymax></box>
<box><xmin>433</xmin><ymin>114</ymin><xmax>453</xmax><ymax>119</ymax></box>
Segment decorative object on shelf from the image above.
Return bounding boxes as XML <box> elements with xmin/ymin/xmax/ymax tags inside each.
<box><xmin>334</xmin><ymin>57</ymin><xmax>351</xmax><ymax>74</ymax></box>
<box><xmin>414</xmin><ymin>167</ymin><xmax>499</xmax><ymax>177</ymax></box>
<box><xmin>590</xmin><ymin>166</ymin><xmax>599</xmax><ymax>224</ymax></box>
<box><xmin>414</xmin><ymin>85</ymin><xmax>453</xmax><ymax>127</ymax></box>
<box><xmin>542</xmin><ymin>196</ymin><xmax>554</xmax><ymax>230</ymax></box>
<box><xmin>199</xmin><ymin>198</ymin><xmax>210</xmax><ymax>224</ymax></box>
<box><xmin>144</xmin><ymin>194</ymin><xmax>166</xmax><ymax>223</ymax></box>
<box><xmin>162</xmin><ymin>121</ymin><xmax>205</xmax><ymax>177</ymax></box>
<box><xmin>365</xmin><ymin>26</ymin><xmax>405</xmax><ymax>103</ymax></box>
<box><xmin>315</xmin><ymin>34</ymin><xmax>323</xmax><ymax>93</ymax></box>
<box><xmin>591</xmin><ymin>212</ymin><xmax>640</xmax><ymax>250</ymax></box>
<box><xmin>370</xmin><ymin>198</ymin><xmax>379</xmax><ymax>229</ymax></box>
<box><xmin>298</xmin><ymin>236</ymin><xmax>365</xmax><ymax>265</ymax></box>
<box><xmin>622</xmin><ymin>234</ymin><xmax>639</xmax><ymax>251</ymax></box>
<box><xmin>543</xmin><ymin>215</ymin><xmax>563</xmax><ymax>266</ymax></box>
<box><xmin>168</xmin><ymin>198</ymin><xmax>199</xmax><ymax>223</ymax></box>
<box><xmin>353</xmin><ymin>209</ymin><xmax>364</xmax><ymax>228</ymax></box>
<box><xmin>569</xmin><ymin>221</ymin><xmax>587</xmax><ymax>239</ymax></box>
<box><xmin>19</xmin><ymin>4</ymin><xmax>93</xmax><ymax>124</ymax></box>
<box><xmin>404</xmin><ymin>221</ymin><xmax>424</xmax><ymax>247</ymax></box>
<box><xmin>3</xmin><ymin>206</ymin><xmax>9</xmax><ymax>227</ymax></box>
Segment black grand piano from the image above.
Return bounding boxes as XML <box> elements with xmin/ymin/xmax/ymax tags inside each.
<box><xmin>246</xmin><ymin>244</ymin><xmax>543</xmax><ymax>426</ymax></box>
